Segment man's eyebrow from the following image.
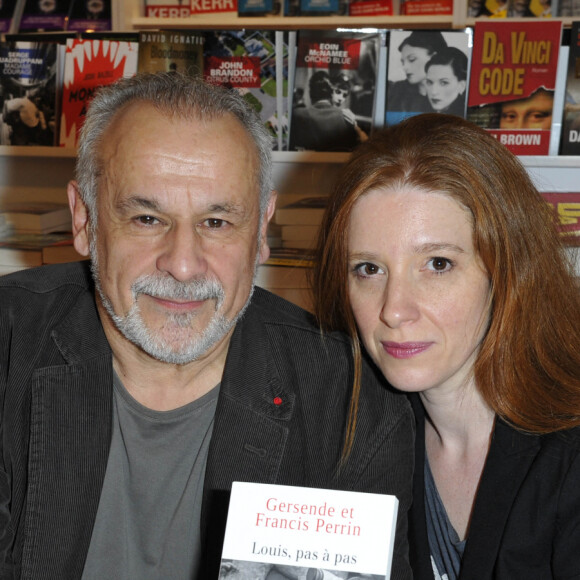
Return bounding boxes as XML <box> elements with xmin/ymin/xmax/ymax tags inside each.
<box><xmin>207</xmin><ymin>202</ymin><xmax>248</xmax><ymax>216</ymax></box>
<box><xmin>116</xmin><ymin>196</ymin><xmax>162</xmax><ymax>213</ymax></box>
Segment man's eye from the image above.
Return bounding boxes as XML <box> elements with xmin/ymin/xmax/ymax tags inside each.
<box><xmin>136</xmin><ymin>215</ymin><xmax>159</xmax><ymax>225</ymax></box>
<box><xmin>204</xmin><ymin>218</ymin><xmax>226</xmax><ymax>228</ymax></box>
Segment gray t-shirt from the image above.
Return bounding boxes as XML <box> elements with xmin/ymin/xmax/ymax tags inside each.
<box><xmin>82</xmin><ymin>372</ymin><xmax>219</xmax><ymax>580</ymax></box>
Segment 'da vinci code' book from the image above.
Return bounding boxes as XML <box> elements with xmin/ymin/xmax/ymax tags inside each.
<box><xmin>59</xmin><ymin>38</ymin><xmax>138</xmax><ymax>147</ymax></box>
<box><xmin>560</xmin><ymin>21</ymin><xmax>580</xmax><ymax>155</ymax></box>
<box><xmin>219</xmin><ymin>482</ymin><xmax>399</xmax><ymax>580</ymax></box>
<box><xmin>289</xmin><ymin>29</ymin><xmax>380</xmax><ymax>152</ymax></box>
<box><xmin>466</xmin><ymin>20</ymin><xmax>562</xmax><ymax>155</ymax></box>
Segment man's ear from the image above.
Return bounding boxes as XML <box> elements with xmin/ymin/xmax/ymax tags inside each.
<box><xmin>67</xmin><ymin>181</ymin><xmax>91</xmax><ymax>257</ymax></box>
<box><xmin>258</xmin><ymin>190</ymin><xmax>278</xmax><ymax>265</ymax></box>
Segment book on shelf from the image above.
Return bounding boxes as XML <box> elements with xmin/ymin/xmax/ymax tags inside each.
<box><xmin>0</xmin><ymin>39</ymin><xmax>62</xmax><ymax>146</ymax></box>
<box><xmin>203</xmin><ymin>30</ymin><xmax>287</xmax><ymax>151</ymax></box>
<box><xmin>348</xmin><ymin>0</ymin><xmax>397</xmax><ymax>14</ymax></box>
<box><xmin>67</xmin><ymin>0</ymin><xmax>113</xmax><ymax>33</ymax></box>
<box><xmin>274</xmin><ymin>196</ymin><xmax>327</xmax><ymax>227</ymax></box>
<box><xmin>542</xmin><ymin>191</ymin><xmax>580</xmax><ymax>245</ymax></box>
<box><xmin>219</xmin><ymin>481</ymin><xmax>399</xmax><ymax>580</ymax></box>
<box><xmin>287</xmin><ymin>0</ymin><xmax>349</xmax><ymax>15</ymax></box>
<box><xmin>506</xmin><ymin>0</ymin><xmax>553</xmax><ymax>15</ymax></box>
<box><xmin>281</xmin><ymin>223</ymin><xmax>320</xmax><ymax>243</ymax></box>
<box><xmin>19</xmin><ymin>0</ymin><xmax>70</xmax><ymax>31</ymax></box>
<box><xmin>558</xmin><ymin>0</ymin><xmax>580</xmax><ymax>14</ymax></box>
<box><xmin>289</xmin><ymin>29</ymin><xmax>381</xmax><ymax>152</ymax></box>
<box><xmin>0</xmin><ymin>202</ymin><xmax>71</xmax><ymax>234</ymax></box>
<box><xmin>59</xmin><ymin>36</ymin><xmax>138</xmax><ymax>148</ymax></box>
<box><xmin>466</xmin><ymin>20</ymin><xmax>563</xmax><ymax>156</ymax></box>
<box><xmin>467</xmin><ymin>0</ymin><xmax>508</xmax><ymax>16</ymax></box>
<box><xmin>0</xmin><ymin>0</ymin><xmax>19</xmax><ymax>33</ymax></box>
<box><xmin>144</xmin><ymin>0</ymin><xmax>191</xmax><ymax>17</ymax></box>
<box><xmin>238</xmin><ymin>0</ymin><xmax>281</xmax><ymax>15</ymax></box>
<box><xmin>266</xmin><ymin>247</ymin><xmax>315</xmax><ymax>267</ymax></box>
<box><xmin>191</xmin><ymin>0</ymin><xmax>237</xmax><ymax>15</ymax></box>
<box><xmin>137</xmin><ymin>29</ymin><xmax>204</xmax><ymax>77</ymax></box>
<box><xmin>42</xmin><ymin>238</ymin><xmax>85</xmax><ymax>263</ymax></box>
<box><xmin>560</xmin><ymin>21</ymin><xmax>580</xmax><ymax>155</ymax></box>
<box><xmin>0</xmin><ymin>231</ymin><xmax>73</xmax><ymax>267</ymax></box>
<box><xmin>400</xmin><ymin>0</ymin><xmax>453</xmax><ymax>14</ymax></box>
<box><xmin>385</xmin><ymin>29</ymin><xmax>472</xmax><ymax>127</ymax></box>
<box><xmin>256</xmin><ymin>262</ymin><xmax>311</xmax><ymax>289</ymax></box>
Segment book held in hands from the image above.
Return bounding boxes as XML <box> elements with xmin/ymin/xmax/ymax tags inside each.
<box><xmin>219</xmin><ymin>482</ymin><xmax>399</xmax><ymax>580</ymax></box>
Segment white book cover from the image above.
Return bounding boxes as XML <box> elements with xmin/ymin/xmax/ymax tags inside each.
<box><xmin>219</xmin><ymin>482</ymin><xmax>398</xmax><ymax>580</ymax></box>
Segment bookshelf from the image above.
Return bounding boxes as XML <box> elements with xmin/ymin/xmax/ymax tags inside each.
<box><xmin>1</xmin><ymin>2</ymin><xmax>579</xmax><ymax>308</ymax></box>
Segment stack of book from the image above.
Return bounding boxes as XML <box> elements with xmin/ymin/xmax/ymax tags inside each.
<box><xmin>254</xmin><ymin>196</ymin><xmax>327</xmax><ymax>311</ymax></box>
<box><xmin>0</xmin><ymin>202</ymin><xmax>82</xmax><ymax>275</ymax></box>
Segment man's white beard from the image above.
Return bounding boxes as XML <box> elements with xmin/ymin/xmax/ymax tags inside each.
<box><xmin>90</xmin><ymin>243</ymin><xmax>256</xmax><ymax>365</ymax></box>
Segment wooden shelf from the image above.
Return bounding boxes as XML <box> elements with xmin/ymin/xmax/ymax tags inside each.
<box><xmin>129</xmin><ymin>14</ymin><xmax>455</xmax><ymax>30</ymax></box>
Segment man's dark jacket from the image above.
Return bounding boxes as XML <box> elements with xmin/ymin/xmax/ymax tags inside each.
<box><xmin>0</xmin><ymin>262</ymin><xmax>414</xmax><ymax>580</ymax></box>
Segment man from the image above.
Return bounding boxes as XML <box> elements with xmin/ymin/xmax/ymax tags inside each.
<box><xmin>0</xmin><ymin>73</ymin><xmax>414</xmax><ymax>579</ymax></box>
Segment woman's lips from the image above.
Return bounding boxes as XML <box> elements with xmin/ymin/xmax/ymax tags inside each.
<box><xmin>381</xmin><ymin>341</ymin><xmax>433</xmax><ymax>359</ymax></box>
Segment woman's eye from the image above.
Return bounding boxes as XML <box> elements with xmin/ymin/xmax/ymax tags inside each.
<box><xmin>428</xmin><ymin>257</ymin><xmax>452</xmax><ymax>272</ymax></box>
<box><xmin>354</xmin><ymin>262</ymin><xmax>382</xmax><ymax>277</ymax></box>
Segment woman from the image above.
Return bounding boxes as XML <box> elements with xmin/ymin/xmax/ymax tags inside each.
<box><xmin>312</xmin><ymin>113</ymin><xmax>580</xmax><ymax>579</ymax></box>
<box><xmin>387</xmin><ymin>31</ymin><xmax>448</xmax><ymax>117</ymax></box>
<box><xmin>425</xmin><ymin>47</ymin><xmax>468</xmax><ymax>117</ymax></box>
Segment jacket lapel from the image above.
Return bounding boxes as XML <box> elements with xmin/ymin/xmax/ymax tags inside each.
<box><xmin>22</xmin><ymin>292</ymin><xmax>113</xmax><ymax>580</ymax></box>
<box><xmin>201</xmin><ymin>302</ymin><xmax>294</xmax><ymax>578</ymax></box>
<box><xmin>459</xmin><ymin>420</ymin><xmax>540</xmax><ymax>580</ymax></box>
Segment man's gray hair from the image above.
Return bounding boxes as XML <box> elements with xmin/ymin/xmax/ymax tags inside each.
<box><xmin>75</xmin><ymin>71</ymin><xmax>274</xmax><ymax>222</ymax></box>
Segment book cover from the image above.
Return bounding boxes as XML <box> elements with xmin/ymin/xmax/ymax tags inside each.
<box><xmin>560</xmin><ymin>21</ymin><xmax>580</xmax><ymax>155</ymax></box>
<box><xmin>0</xmin><ymin>0</ymin><xmax>19</xmax><ymax>33</ymax></box>
<box><xmin>203</xmin><ymin>30</ymin><xmax>285</xmax><ymax>150</ymax></box>
<box><xmin>0</xmin><ymin>202</ymin><xmax>71</xmax><ymax>233</ymax></box>
<box><xmin>144</xmin><ymin>0</ymin><xmax>191</xmax><ymax>17</ymax></box>
<box><xmin>137</xmin><ymin>29</ymin><xmax>204</xmax><ymax>77</ymax></box>
<box><xmin>400</xmin><ymin>0</ymin><xmax>453</xmax><ymax>14</ymax></box>
<box><xmin>348</xmin><ymin>0</ymin><xmax>396</xmax><ymax>15</ymax></box>
<box><xmin>274</xmin><ymin>196</ymin><xmax>327</xmax><ymax>226</ymax></box>
<box><xmin>219</xmin><ymin>482</ymin><xmax>398</xmax><ymax>580</ymax></box>
<box><xmin>289</xmin><ymin>29</ymin><xmax>380</xmax><ymax>152</ymax></box>
<box><xmin>238</xmin><ymin>0</ymin><xmax>280</xmax><ymax>15</ymax></box>
<box><xmin>467</xmin><ymin>0</ymin><xmax>508</xmax><ymax>16</ymax></box>
<box><xmin>0</xmin><ymin>39</ymin><xmax>60</xmax><ymax>146</ymax></box>
<box><xmin>386</xmin><ymin>29</ymin><xmax>471</xmax><ymax>127</ymax></box>
<box><xmin>294</xmin><ymin>0</ymin><xmax>348</xmax><ymax>14</ymax></box>
<box><xmin>59</xmin><ymin>37</ymin><xmax>138</xmax><ymax>148</ymax></box>
<box><xmin>466</xmin><ymin>20</ymin><xmax>562</xmax><ymax>155</ymax></box>
<box><xmin>19</xmin><ymin>0</ymin><xmax>69</xmax><ymax>31</ymax></box>
<box><xmin>191</xmin><ymin>0</ymin><xmax>237</xmax><ymax>14</ymax></box>
<box><xmin>558</xmin><ymin>0</ymin><xmax>580</xmax><ymax>14</ymax></box>
<box><xmin>67</xmin><ymin>0</ymin><xmax>113</xmax><ymax>32</ymax></box>
<box><xmin>542</xmin><ymin>191</ymin><xmax>580</xmax><ymax>245</ymax></box>
<box><xmin>507</xmin><ymin>0</ymin><xmax>553</xmax><ymax>15</ymax></box>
